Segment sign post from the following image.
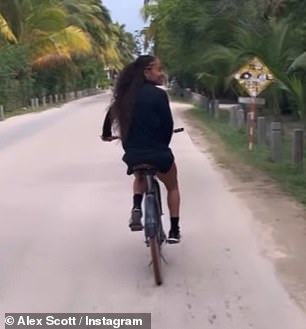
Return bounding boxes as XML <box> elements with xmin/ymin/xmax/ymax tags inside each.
<box><xmin>234</xmin><ymin>57</ymin><xmax>274</xmax><ymax>150</ymax></box>
<box><xmin>248</xmin><ymin>97</ymin><xmax>256</xmax><ymax>150</ymax></box>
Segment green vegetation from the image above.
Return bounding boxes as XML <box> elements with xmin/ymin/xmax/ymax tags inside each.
<box><xmin>143</xmin><ymin>0</ymin><xmax>306</xmax><ymax>122</ymax></box>
<box><xmin>143</xmin><ymin>0</ymin><xmax>306</xmax><ymax>204</ymax></box>
<box><xmin>189</xmin><ymin>106</ymin><xmax>306</xmax><ymax>205</ymax></box>
<box><xmin>0</xmin><ymin>0</ymin><xmax>137</xmax><ymax>113</ymax></box>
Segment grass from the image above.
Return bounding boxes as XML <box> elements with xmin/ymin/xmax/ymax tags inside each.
<box><xmin>187</xmin><ymin>105</ymin><xmax>306</xmax><ymax>205</ymax></box>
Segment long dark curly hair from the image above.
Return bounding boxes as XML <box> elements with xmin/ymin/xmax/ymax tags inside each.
<box><xmin>109</xmin><ymin>55</ymin><xmax>156</xmax><ymax>143</ymax></box>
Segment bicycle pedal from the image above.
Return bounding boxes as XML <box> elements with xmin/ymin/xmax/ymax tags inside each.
<box><xmin>129</xmin><ymin>223</ymin><xmax>143</xmax><ymax>231</ymax></box>
<box><xmin>130</xmin><ymin>227</ymin><xmax>143</xmax><ymax>232</ymax></box>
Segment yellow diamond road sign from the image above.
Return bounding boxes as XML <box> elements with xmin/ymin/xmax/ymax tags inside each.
<box><xmin>234</xmin><ymin>57</ymin><xmax>274</xmax><ymax>97</ymax></box>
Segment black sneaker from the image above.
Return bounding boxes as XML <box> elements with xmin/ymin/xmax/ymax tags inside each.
<box><xmin>167</xmin><ymin>227</ymin><xmax>181</xmax><ymax>244</ymax></box>
<box><xmin>129</xmin><ymin>208</ymin><xmax>143</xmax><ymax>231</ymax></box>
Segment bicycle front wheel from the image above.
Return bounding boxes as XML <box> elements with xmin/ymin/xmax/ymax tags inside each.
<box><xmin>149</xmin><ymin>237</ymin><xmax>162</xmax><ymax>285</ymax></box>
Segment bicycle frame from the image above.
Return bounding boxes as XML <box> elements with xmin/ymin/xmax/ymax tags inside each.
<box><xmin>141</xmin><ymin>171</ymin><xmax>166</xmax><ymax>285</ymax></box>
<box><xmin>103</xmin><ymin>127</ymin><xmax>184</xmax><ymax>285</ymax></box>
<box><xmin>143</xmin><ymin>172</ymin><xmax>165</xmax><ymax>244</ymax></box>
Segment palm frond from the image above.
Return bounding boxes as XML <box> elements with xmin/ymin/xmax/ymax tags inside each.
<box><xmin>0</xmin><ymin>13</ymin><xmax>17</xmax><ymax>43</ymax></box>
<box><xmin>288</xmin><ymin>52</ymin><xmax>306</xmax><ymax>72</ymax></box>
<box><xmin>25</xmin><ymin>6</ymin><xmax>67</xmax><ymax>33</ymax></box>
<box><xmin>51</xmin><ymin>26</ymin><xmax>93</xmax><ymax>55</ymax></box>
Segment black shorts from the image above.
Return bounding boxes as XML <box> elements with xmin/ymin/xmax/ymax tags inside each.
<box><xmin>122</xmin><ymin>148</ymin><xmax>174</xmax><ymax>175</ymax></box>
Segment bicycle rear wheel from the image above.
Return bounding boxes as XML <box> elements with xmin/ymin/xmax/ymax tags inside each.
<box><xmin>149</xmin><ymin>237</ymin><xmax>162</xmax><ymax>285</ymax></box>
<box><xmin>144</xmin><ymin>177</ymin><xmax>164</xmax><ymax>285</ymax></box>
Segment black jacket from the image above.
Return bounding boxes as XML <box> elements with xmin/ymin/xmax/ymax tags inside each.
<box><xmin>102</xmin><ymin>80</ymin><xmax>174</xmax><ymax>151</ymax></box>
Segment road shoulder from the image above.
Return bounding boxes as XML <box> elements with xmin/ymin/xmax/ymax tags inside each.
<box><xmin>174</xmin><ymin>102</ymin><xmax>306</xmax><ymax>312</ymax></box>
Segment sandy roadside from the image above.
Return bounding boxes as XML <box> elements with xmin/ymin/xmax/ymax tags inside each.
<box><xmin>174</xmin><ymin>102</ymin><xmax>306</xmax><ymax>312</ymax></box>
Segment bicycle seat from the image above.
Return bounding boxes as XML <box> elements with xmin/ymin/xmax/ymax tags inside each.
<box><xmin>132</xmin><ymin>164</ymin><xmax>158</xmax><ymax>175</ymax></box>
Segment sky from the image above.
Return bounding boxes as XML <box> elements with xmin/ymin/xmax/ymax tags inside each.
<box><xmin>102</xmin><ymin>0</ymin><xmax>145</xmax><ymax>34</ymax></box>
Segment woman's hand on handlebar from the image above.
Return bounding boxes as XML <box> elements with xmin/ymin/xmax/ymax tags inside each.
<box><xmin>100</xmin><ymin>135</ymin><xmax>119</xmax><ymax>142</ymax></box>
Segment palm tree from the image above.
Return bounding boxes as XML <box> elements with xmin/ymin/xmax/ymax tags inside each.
<box><xmin>0</xmin><ymin>0</ymin><xmax>138</xmax><ymax>107</ymax></box>
<box><xmin>142</xmin><ymin>0</ymin><xmax>306</xmax><ymax>119</ymax></box>
<box><xmin>60</xmin><ymin>0</ymin><xmax>112</xmax><ymax>52</ymax></box>
<box><xmin>0</xmin><ymin>0</ymin><xmax>93</xmax><ymax>69</ymax></box>
<box><xmin>102</xmin><ymin>23</ymin><xmax>136</xmax><ymax>78</ymax></box>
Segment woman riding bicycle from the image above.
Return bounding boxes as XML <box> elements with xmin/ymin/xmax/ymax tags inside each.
<box><xmin>101</xmin><ymin>55</ymin><xmax>181</xmax><ymax>244</ymax></box>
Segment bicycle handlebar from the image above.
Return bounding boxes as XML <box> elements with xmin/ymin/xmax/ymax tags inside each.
<box><xmin>173</xmin><ymin>127</ymin><xmax>184</xmax><ymax>133</ymax></box>
<box><xmin>100</xmin><ymin>127</ymin><xmax>184</xmax><ymax>142</ymax></box>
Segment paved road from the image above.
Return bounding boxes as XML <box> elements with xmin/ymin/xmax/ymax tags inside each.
<box><xmin>1</xmin><ymin>93</ymin><xmax>306</xmax><ymax>329</ymax></box>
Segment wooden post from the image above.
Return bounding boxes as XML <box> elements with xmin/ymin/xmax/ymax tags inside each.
<box><xmin>184</xmin><ymin>89</ymin><xmax>191</xmax><ymax>101</ymax></box>
<box><xmin>230</xmin><ymin>106</ymin><xmax>238</xmax><ymax>127</ymax></box>
<box><xmin>237</xmin><ymin>109</ymin><xmax>245</xmax><ymax>131</ymax></box>
<box><xmin>271</xmin><ymin>122</ymin><xmax>282</xmax><ymax>162</ymax></box>
<box><xmin>248</xmin><ymin>98</ymin><xmax>256</xmax><ymax>151</ymax></box>
<box><xmin>246</xmin><ymin>112</ymin><xmax>251</xmax><ymax>136</ymax></box>
<box><xmin>213</xmin><ymin>100</ymin><xmax>220</xmax><ymax>119</ymax></box>
<box><xmin>202</xmin><ymin>96</ymin><xmax>209</xmax><ymax>111</ymax></box>
<box><xmin>191</xmin><ymin>92</ymin><xmax>196</xmax><ymax>105</ymax></box>
<box><xmin>209</xmin><ymin>100</ymin><xmax>214</xmax><ymax>115</ymax></box>
<box><xmin>257</xmin><ymin>117</ymin><xmax>266</xmax><ymax>145</ymax></box>
<box><xmin>0</xmin><ymin>105</ymin><xmax>4</xmax><ymax>120</ymax></box>
<box><xmin>292</xmin><ymin>129</ymin><xmax>304</xmax><ymax>167</ymax></box>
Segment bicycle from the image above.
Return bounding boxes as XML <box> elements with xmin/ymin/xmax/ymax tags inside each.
<box><xmin>100</xmin><ymin>127</ymin><xmax>184</xmax><ymax>285</ymax></box>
